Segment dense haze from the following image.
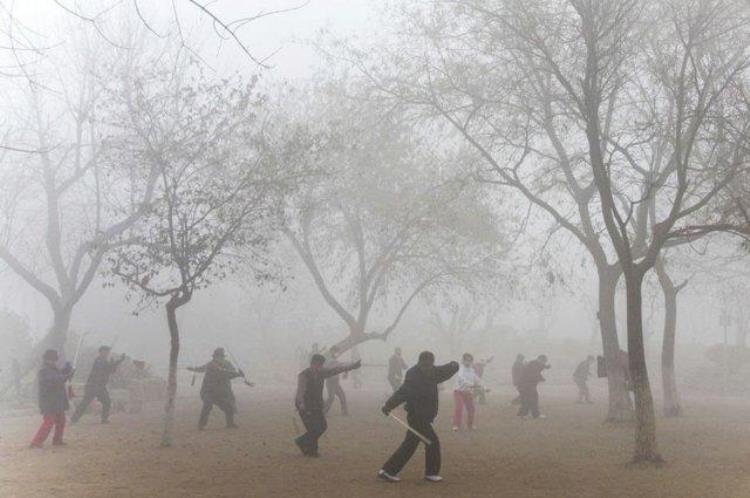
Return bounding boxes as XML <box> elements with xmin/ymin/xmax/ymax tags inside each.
<box><xmin>0</xmin><ymin>0</ymin><xmax>746</xmax><ymax>382</ymax></box>
<box><xmin>2</xmin><ymin>1</ymin><xmax>750</xmax><ymax>495</ymax></box>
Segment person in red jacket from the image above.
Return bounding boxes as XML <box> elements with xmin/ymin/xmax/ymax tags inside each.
<box><xmin>31</xmin><ymin>349</ymin><xmax>74</xmax><ymax>448</ymax></box>
<box><xmin>517</xmin><ymin>354</ymin><xmax>550</xmax><ymax>419</ymax></box>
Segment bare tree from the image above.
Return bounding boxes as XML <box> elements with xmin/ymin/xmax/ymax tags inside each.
<box><xmin>0</xmin><ymin>30</ymin><xmax>158</xmax><ymax>381</ymax></box>
<box><xmin>505</xmin><ymin>0</ymin><xmax>749</xmax><ymax>462</ymax></box>
<box><xmin>284</xmin><ymin>85</ymin><xmax>510</xmax><ymax>353</ymax></box>
<box><xmin>347</xmin><ymin>0</ymin><xmax>636</xmax><ymax>421</ymax></box>
<box><xmin>654</xmin><ymin>256</ymin><xmax>688</xmax><ymax>417</ymax></box>
<box><xmin>356</xmin><ymin>0</ymin><xmax>750</xmax><ymax>461</ymax></box>
<box><xmin>107</xmin><ymin>57</ymin><xmax>289</xmax><ymax>446</ymax></box>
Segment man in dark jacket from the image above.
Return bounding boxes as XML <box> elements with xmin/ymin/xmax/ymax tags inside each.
<box><xmin>511</xmin><ymin>354</ymin><xmax>525</xmax><ymax>405</ymax></box>
<box><xmin>387</xmin><ymin>347</ymin><xmax>408</xmax><ymax>392</ymax></box>
<box><xmin>71</xmin><ymin>346</ymin><xmax>126</xmax><ymax>424</ymax></box>
<box><xmin>518</xmin><ymin>354</ymin><xmax>550</xmax><ymax>419</ymax></box>
<box><xmin>573</xmin><ymin>355</ymin><xmax>595</xmax><ymax>404</ymax></box>
<box><xmin>295</xmin><ymin>354</ymin><xmax>361</xmax><ymax>457</ymax></box>
<box><xmin>31</xmin><ymin>349</ymin><xmax>73</xmax><ymax>448</ymax></box>
<box><xmin>378</xmin><ymin>351</ymin><xmax>459</xmax><ymax>483</ymax></box>
<box><xmin>188</xmin><ymin>347</ymin><xmax>244</xmax><ymax>430</ymax></box>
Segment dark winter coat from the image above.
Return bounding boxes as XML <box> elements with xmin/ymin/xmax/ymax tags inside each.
<box><xmin>511</xmin><ymin>359</ymin><xmax>525</xmax><ymax>387</ymax></box>
<box><xmin>85</xmin><ymin>356</ymin><xmax>124</xmax><ymax>392</ymax></box>
<box><xmin>38</xmin><ymin>365</ymin><xmax>70</xmax><ymax>415</ymax></box>
<box><xmin>384</xmin><ymin>362</ymin><xmax>459</xmax><ymax>422</ymax></box>
<box><xmin>519</xmin><ymin>359</ymin><xmax>548</xmax><ymax>387</ymax></box>
<box><xmin>193</xmin><ymin>359</ymin><xmax>242</xmax><ymax>402</ymax></box>
<box><xmin>296</xmin><ymin>362</ymin><xmax>358</xmax><ymax>413</ymax></box>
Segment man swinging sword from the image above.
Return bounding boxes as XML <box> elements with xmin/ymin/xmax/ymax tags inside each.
<box><xmin>378</xmin><ymin>351</ymin><xmax>459</xmax><ymax>483</ymax></box>
<box><xmin>187</xmin><ymin>348</ymin><xmax>247</xmax><ymax>430</ymax></box>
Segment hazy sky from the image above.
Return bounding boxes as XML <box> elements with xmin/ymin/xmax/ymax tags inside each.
<box><xmin>0</xmin><ymin>0</ymin><xmax>739</xmax><ymax>362</ymax></box>
<box><xmin>9</xmin><ymin>0</ymin><xmax>377</xmax><ymax>79</ymax></box>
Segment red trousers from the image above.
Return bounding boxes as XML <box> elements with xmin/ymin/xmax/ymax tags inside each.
<box><xmin>31</xmin><ymin>412</ymin><xmax>66</xmax><ymax>447</ymax></box>
<box><xmin>452</xmin><ymin>390</ymin><xmax>475</xmax><ymax>429</ymax></box>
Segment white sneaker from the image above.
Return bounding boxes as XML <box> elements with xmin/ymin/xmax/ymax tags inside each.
<box><xmin>452</xmin><ymin>426</ymin><xmax>459</xmax><ymax>432</ymax></box>
<box><xmin>377</xmin><ymin>470</ymin><xmax>400</xmax><ymax>482</ymax></box>
<box><xmin>537</xmin><ymin>415</ymin><xmax>547</xmax><ymax>419</ymax></box>
<box><xmin>425</xmin><ymin>475</ymin><xmax>443</xmax><ymax>482</ymax></box>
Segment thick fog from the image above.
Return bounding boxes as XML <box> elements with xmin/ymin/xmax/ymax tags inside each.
<box><xmin>2</xmin><ymin>1</ymin><xmax>750</xmax><ymax>496</ymax></box>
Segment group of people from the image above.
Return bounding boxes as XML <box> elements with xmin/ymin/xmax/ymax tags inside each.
<box><xmin>292</xmin><ymin>345</ymin><xmax>598</xmax><ymax>484</ymax></box>
<box><xmin>293</xmin><ymin>347</ymin><xmax>456</xmax><ymax>483</ymax></box>
<box><xmin>30</xmin><ymin>340</ymin><xmax>599</xmax><ymax>485</ymax></box>
<box><xmin>510</xmin><ymin>353</ymin><xmax>597</xmax><ymax>419</ymax></box>
<box><xmin>31</xmin><ymin>346</ymin><xmax>124</xmax><ymax>448</ymax></box>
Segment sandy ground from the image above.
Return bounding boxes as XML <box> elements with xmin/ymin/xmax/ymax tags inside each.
<box><xmin>2</xmin><ymin>385</ymin><xmax>750</xmax><ymax>498</ymax></box>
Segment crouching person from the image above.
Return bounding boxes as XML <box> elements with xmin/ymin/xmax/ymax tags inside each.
<box><xmin>294</xmin><ymin>353</ymin><xmax>361</xmax><ymax>457</ymax></box>
<box><xmin>378</xmin><ymin>351</ymin><xmax>459</xmax><ymax>483</ymax></box>
<box><xmin>31</xmin><ymin>350</ymin><xmax>73</xmax><ymax>448</ymax></box>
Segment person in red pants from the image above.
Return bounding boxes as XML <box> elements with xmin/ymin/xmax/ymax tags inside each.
<box><xmin>452</xmin><ymin>353</ymin><xmax>482</xmax><ymax>431</ymax></box>
<box><xmin>31</xmin><ymin>349</ymin><xmax>73</xmax><ymax>448</ymax></box>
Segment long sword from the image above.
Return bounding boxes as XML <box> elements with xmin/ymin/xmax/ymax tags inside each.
<box><xmin>389</xmin><ymin>414</ymin><xmax>431</xmax><ymax>445</ymax></box>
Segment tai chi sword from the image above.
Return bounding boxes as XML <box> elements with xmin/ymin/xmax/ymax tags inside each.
<box><xmin>389</xmin><ymin>414</ymin><xmax>432</xmax><ymax>445</ymax></box>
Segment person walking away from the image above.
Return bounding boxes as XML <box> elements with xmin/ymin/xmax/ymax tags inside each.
<box><xmin>31</xmin><ymin>350</ymin><xmax>73</xmax><ymax>448</ymax></box>
<box><xmin>187</xmin><ymin>347</ymin><xmax>244</xmax><ymax>430</ymax></box>
<box><xmin>452</xmin><ymin>353</ymin><xmax>482</xmax><ymax>431</ymax></box>
<box><xmin>378</xmin><ymin>351</ymin><xmax>459</xmax><ymax>483</ymax></box>
<box><xmin>71</xmin><ymin>346</ymin><xmax>126</xmax><ymax>424</ymax></box>
<box><xmin>517</xmin><ymin>354</ymin><xmax>550</xmax><ymax>419</ymax></box>
<box><xmin>294</xmin><ymin>354</ymin><xmax>361</xmax><ymax>457</ymax></box>
<box><xmin>324</xmin><ymin>346</ymin><xmax>349</xmax><ymax>416</ymax></box>
<box><xmin>511</xmin><ymin>354</ymin><xmax>525</xmax><ymax>405</ymax></box>
<box><xmin>387</xmin><ymin>347</ymin><xmax>408</xmax><ymax>392</ymax></box>
<box><xmin>573</xmin><ymin>355</ymin><xmax>595</xmax><ymax>404</ymax></box>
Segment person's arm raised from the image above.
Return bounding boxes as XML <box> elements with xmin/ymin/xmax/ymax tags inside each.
<box><xmin>321</xmin><ymin>360</ymin><xmax>362</xmax><ymax>379</ymax></box>
<box><xmin>187</xmin><ymin>362</ymin><xmax>210</xmax><ymax>373</ymax></box>
<box><xmin>431</xmin><ymin>361</ymin><xmax>460</xmax><ymax>384</ymax></box>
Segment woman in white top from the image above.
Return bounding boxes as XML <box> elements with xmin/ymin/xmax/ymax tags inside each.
<box><xmin>452</xmin><ymin>353</ymin><xmax>482</xmax><ymax>431</ymax></box>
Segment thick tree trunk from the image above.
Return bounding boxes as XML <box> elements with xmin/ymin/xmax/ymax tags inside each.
<box><xmin>162</xmin><ymin>297</ymin><xmax>182</xmax><ymax>447</ymax></box>
<box><xmin>625</xmin><ymin>270</ymin><xmax>662</xmax><ymax>464</ymax></box>
<box><xmin>28</xmin><ymin>307</ymin><xmax>73</xmax><ymax>361</ymax></box>
<box><xmin>330</xmin><ymin>327</ymin><xmax>367</xmax><ymax>355</ymax></box>
<box><xmin>661</xmin><ymin>362</ymin><xmax>680</xmax><ymax>417</ymax></box>
<box><xmin>598</xmin><ymin>268</ymin><xmax>633</xmax><ymax>423</ymax></box>
<box><xmin>656</xmin><ymin>261</ymin><xmax>682</xmax><ymax>417</ymax></box>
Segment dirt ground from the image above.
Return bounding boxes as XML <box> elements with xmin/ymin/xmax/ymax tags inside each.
<box><xmin>2</xmin><ymin>385</ymin><xmax>750</xmax><ymax>498</ymax></box>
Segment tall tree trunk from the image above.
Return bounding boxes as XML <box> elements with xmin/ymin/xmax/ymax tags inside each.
<box><xmin>48</xmin><ymin>307</ymin><xmax>73</xmax><ymax>357</ymax></box>
<box><xmin>655</xmin><ymin>259</ymin><xmax>683</xmax><ymax>417</ymax></box>
<box><xmin>599</xmin><ymin>267</ymin><xmax>633</xmax><ymax>422</ymax></box>
<box><xmin>625</xmin><ymin>269</ymin><xmax>662</xmax><ymax>463</ymax></box>
<box><xmin>162</xmin><ymin>296</ymin><xmax>183</xmax><ymax>447</ymax></box>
